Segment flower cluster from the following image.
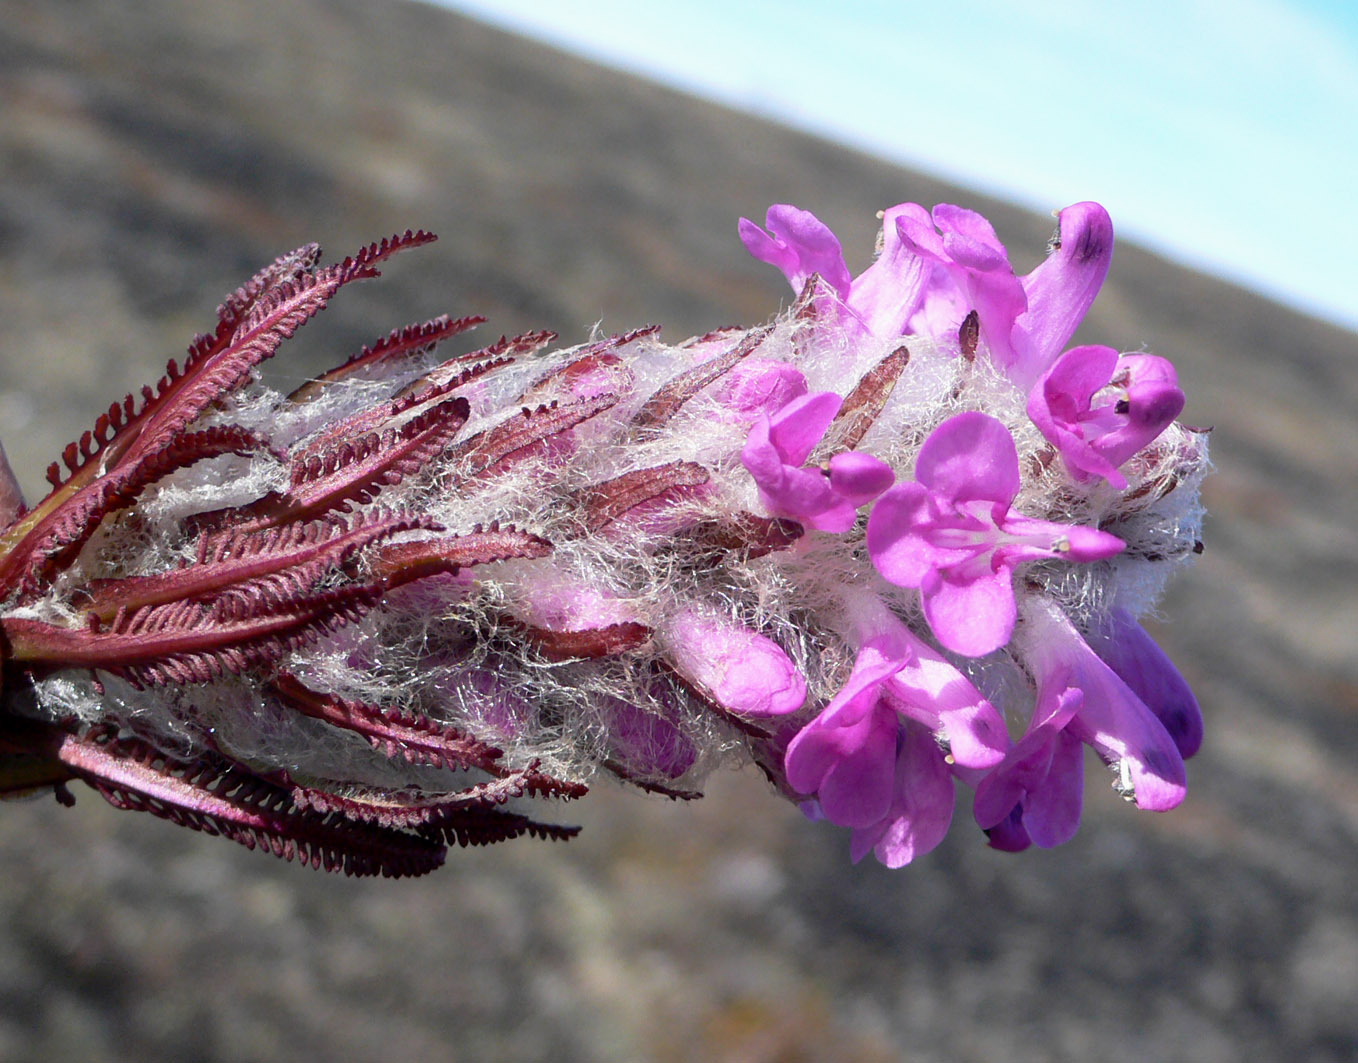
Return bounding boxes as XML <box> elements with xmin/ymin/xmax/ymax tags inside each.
<box><xmin>0</xmin><ymin>205</ymin><xmax>1208</xmax><ymax>876</ymax></box>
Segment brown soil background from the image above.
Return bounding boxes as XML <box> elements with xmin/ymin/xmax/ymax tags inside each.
<box><xmin>0</xmin><ymin>1</ymin><xmax>1355</xmax><ymax>1060</ymax></box>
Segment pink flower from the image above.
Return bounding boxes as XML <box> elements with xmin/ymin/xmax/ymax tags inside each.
<box><xmin>741</xmin><ymin>391</ymin><xmax>894</xmax><ymax>533</ymax></box>
<box><xmin>974</xmin><ymin>601</ymin><xmax>1188</xmax><ymax>846</ymax></box>
<box><xmin>971</xmin><ymin>684</ymin><xmax>1086</xmax><ymax>850</ymax></box>
<box><xmin>898</xmin><ymin>201</ymin><xmax>1114</xmax><ymax>388</ymax></box>
<box><xmin>867</xmin><ymin>412</ymin><xmax>1125</xmax><ymax>656</ymax></box>
<box><xmin>785</xmin><ymin>607</ymin><xmax>1008</xmax><ymax>866</ymax></box>
<box><xmin>1086</xmin><ymin>608</ymin><xmax>1203</xmax><ymax>759</ymax></box>
<box><xmin>739</xmin><ymin>204</ymin><xmax>934</xmax><ymax>338</ymax></box>
<box><xmin>737</xmin><ymin>205</ymin><xmax>853</xmax><ymax>299</ymax></box>
<box><xmin>1028</xmin><ymin>345</ymin><xmax>1185</xmax><ymax>489</ymax></box>
<box><xmin>742</xmin><ymin>201</ymin><xmax>1113</xmax><ymax>389</ymax></box>
<box><xmin>0</xmin><ymin>204</ymin><xmax>1209</xmax><ymax>877</ymax></box>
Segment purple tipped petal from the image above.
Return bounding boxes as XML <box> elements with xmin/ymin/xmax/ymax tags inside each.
<box><xmin>1020</xmin><ymin>728</ymin><xmax>1085</xmax><ymax>847</ymax></box>
<box><xmin>738</xmin><ymin>205</ymin><xmax>852</xmax><ymax>298</ymax></box>
<box><xmin>973</xmin><ymin>684</ymin><xmax>1085</xmax><ymax>842</ymax></box>
<box><xmin>983</xmin><ymin>805</ymin><xmax>1033</xmax><ymax>852</ymax></box>
<box><xmin>1011</xmin><ymin>201</ymin><xmax>1114</xmax><ymax>388</ymax></box>
<box><xmin>921</xmin><ymin>563</ymin><xmax>1017</xmax><ymax>658</ymax></box>
<box><xmin>1095</xmin><ymin>355</ymin><xmax>1185</xmax><ymax>468</ymax></box>
<box><xmin>1089</xmin><ymin>609</ymin><xmax>1203</xmax><ymax>759</ymax></box>
<box><xmin>1068</xmin><ymin>686</ymin><xmax>1187</xmax><ymax>812</ymax></box>
<box><xmin>1024</xmin><ymin>602</ymin><xmax>1187</xmax><ymax>813</ymax></box>
<box><xmin>850</xmin><ymin>723</ymin><xmax>955</xmax><ymax>868</ymax></box>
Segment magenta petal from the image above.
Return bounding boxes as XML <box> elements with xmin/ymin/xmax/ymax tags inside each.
<box><xmin>785</xmin><ymin>654</ymin><xmax>898</xmax><ymax>796</ymax></box>
<box><xmin>865</xmin><ymin>482</ymin><xmax>943</xmax><ymax>587</ymax></box>
<box><xmin>1012</xmin><ymin>201</ymin><xmax>1114</xmax><ymax>388</ymax></box>
<box><xmin>666</xmin><ymin>609</ymin><xmax>806</xmax><ymax>717</ymax></box>
<box><xmin>1028</xmin><ymin>346</ymin><xmax>1184</xmax><ymax>489</ymax></box>
<box><xmin>995</xmin><ymin>513</ymin><xmax>1125</xmax><ymax>566</ymax></box>
<box><xmin>1028</xmin><ymin>345</ymin><xmax>1127</xmax><ymax>485</ymax></box>
<box><xmin>933</xmin><ymin>205</ymin><xmax>1008</xmax><ymax>269</ymax></box>
<box><xmin>1039</xmin><ymin>344</ymin><xmax>1121</xmax><ymax>415</ymax></box>
<box><xmin>893</xmin><ymin>204</ymin><xmax>948</xmax><ymax>259</ymax></box>
<box><xmin>1022</xmin><ymin>728</ymin><xmax>1085</xmax><ymax>847</ymax></box>
<box><xmin>816</xmin><ymin>707</ymin><xmax>899</xmax><ymax>828</ymax></box>
<box><xmin>827</xmin><ymin>451</ymin><xmax>894</xmax><ymax>507</ymax></box>
<box><xmin>767</xmin><ymin>465</ymin><xmax>838</xmax><ymax>519</ymax></box>
<box><xmin>1054</xmin><ymin>645</ymin><xmax>1187</xmax><ymax>811</ymax></box>
<box><xmin>738</xmin><ymin>205</ymin><xmax>852</xmax><ymax>298</ymax></box>
<box><xmin>785</xmin><ymin>720</ymin><xmax>845</xmax><ymax>796</ymax></box>
<box><xmin>822</xmin><ymin>633</ymin><xmax>911</xmax><ymax>728</ymax></box>
<box><xmin>973</xmin><ymin>683</ymin><xmax>1085</xmax><ymax>837</ymax></box>
<box><xmin>1094</xmin><ymin>354</ymin><xmax>1186</xmax><ymax>469</ymax></box>
<box><xmin>767</xmin><ymin>391</ymin><xmax>842</xmax><ymax>466</ymax></box>
<box><xmin>878</xmin><ymin>618</ymin><xmax>1009</xmax><ymax>768</ymax></box>
<box><xmin>894</xmin><ymin>205</ymin><xmax>1027</xmax><ymax>361</ymax></box>
<box><xmin>914</xmin><ymin>412</ymin><xmax>1021</xmax><ymax>505</ymax></box>
<box><xmin>847</xmin><ymin>203</ymin><xmax>931</xmax><ymax>336</ymax></box>
<box><xmin>1068</xmin><ymin>688</ymin><xmax>1186</xmax><ymax>812</ymax></box>
<box><xmin>1058</xmin><ymin>524</ymin><xmax>1126</xmax><ymax>562</ymax></box>
<box><xmin>741</xmin><ymin>414</ymin><xmax>781</xmax><ymax>475</ymax></box>
<box><xmin>1089</xmin><ymin>608</ymin><xmax>1203</xmax><ymax>759</ymax></box>
<box><xmin>922</xmin><ymin>564</ymin><xmax>1016</xmax><ymax>657</ymax></box>
<box><xmin>932</xmin><ymin>206</ymin><xmax>1027</xmax><ymax>367</ymax></box>
<box><xmin>859</xmin><ymin>724</ymin><xmax>955</xmax><ymax>868</ymax></box>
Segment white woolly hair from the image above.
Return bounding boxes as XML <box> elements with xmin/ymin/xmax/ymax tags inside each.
<box><xmin>25</xmin><ymin>300</ymin><xmax>1208</xmax><ymax>796</ymax></box>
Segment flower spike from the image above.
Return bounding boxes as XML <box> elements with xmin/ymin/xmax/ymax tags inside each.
<box><xmin>0</xmin><ymin>203</ymin><xmax>1207</xmax><ymax>874</ymax></box>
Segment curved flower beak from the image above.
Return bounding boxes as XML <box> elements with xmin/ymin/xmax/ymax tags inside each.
<box><xmin>738</xmin><ymin>205</ymin><xmax>853</xmax><ymax>300</ymax></box>
<box><xmin>1010</xmin><ymin>201</ymin><xmax>1115</xmax><ymax>390</ymax></box>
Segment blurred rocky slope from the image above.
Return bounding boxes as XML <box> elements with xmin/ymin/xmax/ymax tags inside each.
<box><xmin>1</xmin><ymin>0</ymin><xmax>1355</xmax><ymax>1060</ymax></box>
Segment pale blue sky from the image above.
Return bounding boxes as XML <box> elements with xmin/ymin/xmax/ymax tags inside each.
<box><xmin>437</xmin><ymin>0</ymin><xmax>1357</xmax><ymax>333</ymax></box>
